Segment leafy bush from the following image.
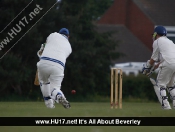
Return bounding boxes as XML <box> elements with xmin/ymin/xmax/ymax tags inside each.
<box><xmin>122</xmin><ymin>74</ymin><xmax>158</xmax><ymax>101</ymax></box>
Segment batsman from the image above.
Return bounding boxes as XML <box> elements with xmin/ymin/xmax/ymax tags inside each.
<box><xmin>142</xmin><ymin>26</ymin><xmax>175</xmax><ymax>110</ymax></box>
<box><xmin>36</xmin><ymin>28</ymin><xmax>72</xmax><ymax>109</ymax></box>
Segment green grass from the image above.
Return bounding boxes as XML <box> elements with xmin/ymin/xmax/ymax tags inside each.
<box><xmin>0</xmin><ymin>102</ymin><xmax>175</xmax><ymax>117</ymax></box>
<box><xmin>0</xmin><ymin>102</ymin><xmax>175</xmax><ymax>132</ymax></box>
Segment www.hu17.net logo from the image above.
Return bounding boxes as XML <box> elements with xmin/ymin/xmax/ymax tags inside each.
<box><xmin>0</xmin><ymin>0</ymin><xmax>59</xmax><ymax>59</ymax></box>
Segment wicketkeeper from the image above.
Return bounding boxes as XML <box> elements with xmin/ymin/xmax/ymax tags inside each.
<box><xmin>36</xmin><ymin>28</ymin><xmax>72</xmax><ymax>109</ymax></box>
<box><xmin>142</xmin><ymin>25</ymin><xmax>175</xmax><ymax>110</ymax></box>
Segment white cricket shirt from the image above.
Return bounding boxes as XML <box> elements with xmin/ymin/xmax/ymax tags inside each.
<box><xmin>151</xmin><ymin>36</ymin><xmax>175</xmax><ymax>64</ymax></box>
<box><xmin>39</xmin><ymin>32</ymin><xmax>72</xmax><ymax>69</ymax></box>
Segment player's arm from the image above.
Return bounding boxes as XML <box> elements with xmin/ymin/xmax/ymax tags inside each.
<box><xmin>149</xmin><ymin>58</ymin><xmax>155</xmax><ymax>66</ymax></box>
<box><xmin>142</xmin><ymin>41</ymin><xmax>159</xmax><ymax>75</ymax></box>
<box><xmin>149</xmin><ymin>41</ymin><xmax>163</xmax><ymax>70</ymax></box>
<box><xmin>149</xmin><ymin>58</ymin><xmax>161</xmax><ymax>69</ymax></box>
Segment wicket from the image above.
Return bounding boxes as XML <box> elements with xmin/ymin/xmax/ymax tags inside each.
<box><xmin>110</xmin><ymin>68</ymin><xmax>122</xmax><ymax>109</ymax></box>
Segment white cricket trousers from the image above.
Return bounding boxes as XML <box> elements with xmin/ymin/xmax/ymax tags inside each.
<box><xmin>157</xmin><ymin>61</ymin><xmax>175</xmax><ymax>100</ymax></box>
<box><xmin>37</xmin><ymin>62</ymin><xmax>65</xmax><ymax>99</ymax></box>
<box><xmin>157</xmin><ymin>61</ymin><xmax>175</xmax><ymax>87</ymax></box>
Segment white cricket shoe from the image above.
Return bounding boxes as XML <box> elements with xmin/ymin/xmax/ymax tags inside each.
<box><xmin>56</xmin><ymin>95</ymin><xmax>71</xmax><ymax>109</ymax></box>
<box><xmin>162</xmin><ymin>100</ymin><xmax>171</xmax><ymax>110</ymax></box>
<box><xmin>45</xmin><ymin>99</ymin><xmax>55</xmax><ymax>109</ymax></box>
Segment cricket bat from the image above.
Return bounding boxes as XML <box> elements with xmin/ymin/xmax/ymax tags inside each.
<box><xmin>34</xmin><ymin>70</ymin><xmax>40</xmax><ymax>86</ymax></box>
<box><xmin>150</xmin><ymin>78</ymin><xmax>162</xmax><ymax>104</ymax></box>
<box><xmin>34</xmin><ymin>43</ymin><xmax>45</xmax><ymax>86</ymax></box>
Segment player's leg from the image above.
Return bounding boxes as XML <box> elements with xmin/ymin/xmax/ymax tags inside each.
<box><xmin>156</xmin><ymin>62</ymin><xmax>172</xmax><ymax>109</ymax></box>
<box><xmin>49</xmin><ymin>66</ymin><xmax>70</xmax><ymax>109</ymax></box>
<box><xmin>37</xmin><ymin>62</ymin><xmax>55</xmax><ymax>108</ymax></box>
<box><xmin>167</xmin><ymin>72</ymin><xmax>175</xmax><ymax>109</ymax></box>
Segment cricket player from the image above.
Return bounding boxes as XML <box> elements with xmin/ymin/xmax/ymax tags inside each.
<box><xmin>37</xmin><ymin>28</ymin><xmax>72</xmax><ymax>109</ymax></box>
<box><xmin>142</xmin><ymin>25</ymin><xmax>175</xmax><ymax>110</ymax></box>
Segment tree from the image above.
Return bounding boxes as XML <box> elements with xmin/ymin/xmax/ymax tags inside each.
<box><xmin>0</xmin><ymin>0</ymin><xmax>121</xmax><ymax>100</ymax></box>
<box><xmin>0</xmin><ymin>0</ymin><xmax>61</xmax><ymax>99</ymax></box>
<box><xmin>0</xmin><ymin>53</ymin><xmax>31</xmax><ymax>95</ymax></box>
<box><xmin>57</xmin><ymin>0</ymin><xmax>121</xmax><ymax>98</ymax></box>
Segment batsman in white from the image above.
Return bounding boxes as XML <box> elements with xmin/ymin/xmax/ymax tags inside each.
<box><xmin>142</xmin><ymin>25</ymin><xmax>175</xmax><ymax>110</ymax></box>
<box><xmin>37</xmin><ymin>28</ymin><xmax>72</xmax><ymax>109</ymax></box>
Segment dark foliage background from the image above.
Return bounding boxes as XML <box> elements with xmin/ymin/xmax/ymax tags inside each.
<box><xmin>0</xmin><ymin>0</ymin><xmax>157</xmax><ymax>102</ymax></box>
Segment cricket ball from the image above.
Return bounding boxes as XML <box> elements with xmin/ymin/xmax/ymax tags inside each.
<box><xmin>71</xmin><ymin>90</ymin><xmax>76</xmax><ymax>94</ymax></box>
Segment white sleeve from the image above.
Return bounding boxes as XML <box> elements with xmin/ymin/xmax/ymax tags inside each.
<box><xmin>46</xmin><ymin>36</ymin><xmax>49</xmax><ymax>43</ymax></box>
<box><xmin>46</xmin><ymin>33</ymin><xmax>56</xmax><ymax>43</ymax></box>
<box><xmin>151</xmin><ymin>41</ymin><xmax>159</xmax><ymax>61</ymax></box>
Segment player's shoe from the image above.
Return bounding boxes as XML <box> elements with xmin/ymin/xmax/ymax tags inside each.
<box><xmin>44</xmin><ymin>98</ymin><xmax>55</xmax><ymax>109</ymax></box>
<box><xmin>162</xmin><ymin>100</ymin><xmax>171</xmax><ymax>110</ymax></box>
<box><xmin>56</xmin><ymin>94</ymin><xmax>71</xmax><ymax>109</ymax></box>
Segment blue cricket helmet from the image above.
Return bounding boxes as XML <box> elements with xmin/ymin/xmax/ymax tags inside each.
<box><xmin>59</xmin><ymin>28</ymin><xmax>69</xmax><ymax>36</ymax></box>
<box><xmin>154</xmin><ymin>26</ymin><xmax>167</xmax><ymax>36</ymax></box>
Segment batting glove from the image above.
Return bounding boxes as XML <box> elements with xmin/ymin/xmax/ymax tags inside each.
<box><xmin>141</xmin><ymin>60</ymin><xmax>152</xmax><ymax>75</ymax></box>
<box><xmin>37</xmin><ymin>44</ymin><xmax>45</xmax><ymax>58</ymax></box>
